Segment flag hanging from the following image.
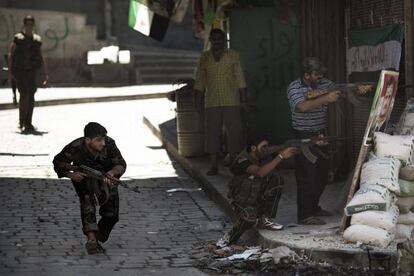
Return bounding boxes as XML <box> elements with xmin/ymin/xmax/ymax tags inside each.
<box><xmin>128</xmin><ymin>0</ymin><xmax>169</xmax><ymax>42</ymax></box>
<box><xmin>347</xmin><ymin>24</ymin><xmax>404</xmax><ymax>81</ymax></box>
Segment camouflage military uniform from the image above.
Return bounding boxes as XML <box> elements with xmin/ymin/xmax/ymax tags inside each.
<box><xmin>53</xmin><ymin>136</ymin><xmax>126</xmax><ymax>242</ymax></box>
<box><xmin>227</xmin><ymin>150</ymin><xmax>284</xmax><ymax>244</ymax></box>
<box><xmin>11</xmin><ymin>32</ymin><xmax>43</xmax><ymax>129</ymax></box>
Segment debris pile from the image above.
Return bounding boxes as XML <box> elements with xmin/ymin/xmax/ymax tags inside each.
<box><xmin>190</xmin><ymin>241</ymin><xmax>392</xmax><ymax>275</ymax></box>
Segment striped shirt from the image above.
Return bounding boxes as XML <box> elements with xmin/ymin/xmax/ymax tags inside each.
<box><xmin>194</xmin><ymin>49</ymin><xmax>247</xmax><ymax>108</ymax></box>
<box><xmin>287</xmin><ymin>78</ymin><xmax>334</xmax><ymax>131</ymax></box>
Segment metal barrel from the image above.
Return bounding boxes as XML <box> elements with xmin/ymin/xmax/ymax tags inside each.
<box><xmin>175</xmin><ymin>81</ymin><xmax>205</xmax><ymax>157</ymax></box>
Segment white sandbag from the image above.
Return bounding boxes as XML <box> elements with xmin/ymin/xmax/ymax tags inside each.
<box><xmin>345</xmin><ymin>184</ymin><xmax>392</xmax><ymax>215</ymax></box>
<box><xmin>396</xmin><ymin>224</ymin><xmax>414</xmax><ymax>240</ymax></box>
<box><xmin>374</xmin><ymin>132</ymin><xmax>414</xmax><ymax>166</ymax></box>
<box><xmin>343</xmin><ymin>224</ymin><xmax>394</xmax><ymax>248</ymax></box>
<box><xmin>396</xmin><ymin>179</ymin><xmax>414</xmax><ymax>197</ymax></box>
<box><xmin>351</xmin><ymin>205</ymin><xmax>399</xmax><ymax>232</ymax></box>
<box><xmin>398</xmin><ymin>211</ymin><xmax>414</xmax><ymax>225</ymax></box>
<box><xmin>397</xmin><ymin>98</ymin><xmax>414</xmax><ymax>135</ymax></box>
<box><xmin>396</xmin><ymin>197</ymin><xmax>414</xmax><ymax>214</ymax></box>
<box><xmin>360</xmin><ymin>156</ymin><xmax>401</xmax><ymax>193</ymax></box>
<box><xmin>400</xmin><ymin>165</ymin><xmax>414</xmax><ymax>181</ymax></box>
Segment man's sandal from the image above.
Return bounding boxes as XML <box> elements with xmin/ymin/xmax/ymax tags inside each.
<box><xmin>298</xmin><ymin>216</ymin><xmax>326</xmax><ymax>225</ymax></box>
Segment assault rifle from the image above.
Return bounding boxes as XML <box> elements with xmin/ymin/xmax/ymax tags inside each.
<box><xmin>307</xmin><ymin>83</ymin><xmax>375</xmax><ymax>106</ymax></box>
<box><xmin>65</xmin><ymin>164</ymin><xmax>122</xmax><ymax>206</ymax></box>
<box><xmin>263</xmin><ymin>136</ymin><xmax>350</xmax><ymax>164</ymax></box>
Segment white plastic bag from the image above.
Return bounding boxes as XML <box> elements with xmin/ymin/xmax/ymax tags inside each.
<box><xmin>343</xmin><ymin>224</ymin><xmax>394</xmax><ymax>248</ymax></box>
<box><xmin>374</xmin><ymin>132</ymin><xmax>414</xmax><ymax>166</ymax></box>
<box><xmin>397</xmin><ymin>98</ymin><xmax>414</xmax><ymax>135</ymax></box>
<box><xmin>396</xmin><ymin>224</ymin><xmax>414</xmax><ymax>240</ymax></box>
<box><xmin>345</xmin><ymin>184</ymin><xmax>393</xmax><ymax>215</ymax></box>
<box><xmin>351</xmin><ymin>204</ymin><xmax>399</xmax><ymax>232</ymax></box>
<box><xmin>360</xmin><ymin>156</ymin><xmax>401</xmax><ymax>193</ymax></box>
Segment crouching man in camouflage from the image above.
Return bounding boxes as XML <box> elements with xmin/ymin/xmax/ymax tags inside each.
<box><xmin>53</xmin><ymin>122</ymin><xmax>126</xmax><ymax>254</ymax></box>
<box><xmin>217</xmin><ymin>135</ymin><xmax>298</xmax><ymax>247</ymax></box>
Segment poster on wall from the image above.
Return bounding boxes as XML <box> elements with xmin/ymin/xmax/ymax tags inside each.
<box><xmin>362</xmin><ymin>70</ymin><xmax>399</xmax><ymax>145</ymax></box>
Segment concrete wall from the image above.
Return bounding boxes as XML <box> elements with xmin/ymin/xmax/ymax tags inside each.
<box><xmin>0</xmin><ymin>0</ymin><xmax>202</xmax><ymax>51</ymax></box>
<box><xmin>0</xmin><ymin>8</ymin><xmax>105</xmax><ymax>59</ymax></box>
<box><xmin>0</xmin><ymin>1</ymin><xmax>203</xmax><ymax>85</ymax></box>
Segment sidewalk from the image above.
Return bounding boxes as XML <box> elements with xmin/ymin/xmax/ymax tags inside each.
<box><xmin>142</xmin><ymin>100</ymin><xmax>398</xmax><ymax>269</ymax></box>
<box><xmin>0</xmin><ymin>84</ymin><xmax>181</xmax><ymax>109</ymax></box>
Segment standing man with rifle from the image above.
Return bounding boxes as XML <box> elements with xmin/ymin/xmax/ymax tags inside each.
<box><xmin>287</xmin><ymin>57</ymin><xmax>340</xmax><ymax>225</ymax></box>
<box><xmin>53</xmin><ymin>122</ymin><xmax>126</xmax><ymax>254</ymax></box>
<box><xmin>8</xmin><ymin>15</ymin><xmax>48</xmax><ymax>132</ymax></box>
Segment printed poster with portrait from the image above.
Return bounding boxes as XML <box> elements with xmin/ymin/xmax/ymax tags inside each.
<box><xmin>363</xmin><ymin>70</ymin><xmax>399</xmax><ymax>146</ymax></box>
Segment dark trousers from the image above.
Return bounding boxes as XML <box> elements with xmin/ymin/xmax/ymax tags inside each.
<box><xmin>205</xmin><ymin>106</ymin><xmax>244</xmax><ymax>154</ymax></box>
<box><xmin>73</xmin><ymin>181</ymin><xmax>119</xmax><ymax>243</ymax></box>
<box><xmin>294</xmin><ymin>130</ymin><xmax>329</xmax><ymax>221</ymax></box>
<box><xmin>15</xmin><ymin>69</ymin><xmax>37</xmax><ymax>128</ymax></box>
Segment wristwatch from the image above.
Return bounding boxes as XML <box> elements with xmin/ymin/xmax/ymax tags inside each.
<box><xmin>278</xmin><ymin>153</ymin><xmax>284</xmax><ymax>160</ymax></box>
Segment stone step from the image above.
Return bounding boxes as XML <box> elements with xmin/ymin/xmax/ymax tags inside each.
<box><xmin>132</xmin><ymin>50</ymin><xmax>200</xmax><ymax>59</ymax></box>
<box><xmin>139</xmin><ymin>66</ymin><xmax>195</xmax><ymax>74</ymax></box>
<box><xmin>141</xmin><ymin>73</ymin><xmax>194</xmax><ymax>84</ymax></box>
<box><xmin>136</xmin><ymin>59</ymin><xmax>198</xmax><ymax>66</ymax></box>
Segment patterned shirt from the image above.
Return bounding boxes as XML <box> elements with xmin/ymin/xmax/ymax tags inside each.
<box><xmin>287</xmin><ymin>78</ymin><xmax>334</xmax><ymax>131</ymax></box>
<box><xmin>53</xmin><ymin>136</ymin><xmax>126</xmax><ymax>179</ymax></box>
<box><xmin>194</xmin><ymin>49</ymin><xmax>247</xmax><ymax>108</ymax></box>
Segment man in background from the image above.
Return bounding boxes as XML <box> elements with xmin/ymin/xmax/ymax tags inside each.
<box><xmin>194</xmin><ymin>28</ymin><xmax>248</xmax><ymax>176</ymax></box>
<box><xmin>8</xmin><ymin>15</ymin><xmax>48</xmax><ymax>132</ymax></box>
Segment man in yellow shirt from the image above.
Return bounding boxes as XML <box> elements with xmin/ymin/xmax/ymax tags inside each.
<box><xmin>194</xmin><ymin>28</ymin><xmax>247</xmax><ymax>176</ymax></box>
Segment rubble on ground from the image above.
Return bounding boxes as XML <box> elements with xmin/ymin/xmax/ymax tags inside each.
<box><xmin>190</xmin><ymin>241</ymin><xmax>394</xmax><ymax>275</ymax></box>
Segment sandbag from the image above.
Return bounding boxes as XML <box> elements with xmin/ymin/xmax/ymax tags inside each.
<box><xmin>351</xmin><ymin>205</ymin><xmax>399</xmax><ymax>232</ymax></box>
<box><xmin>374</xmin><ymin>132</ymin><xmax>414</xmax><ymax>166</ymax></box>
<box><xmin>360</xmin><ymin>156</ymin><xmax>401</xmax><ymax>193</ymax></box>
<box><xmin>343</xmin><ymin>224</ymin><xmax>394</xmax><ymax>248</ymax></box>
<box><xmin>397</xmin><ymin>179</ymin><xmax>414</xmax><ymax>197</ymax></box>
<box><xmin>396</xmin><ymin>197</ymin><xmax>414</xmax><ymax>214</ymax></box>
<box><xmin>398</xmin><ymin>211</ymin><xmax>414</xmax><ymax>225</ymax></box>
<box><xmin>345</xmin><ymin>184</ymin><xmax>393</xmax><ymax>215</ymax></box>
<box><xmin>397</xmin><ymin>98</ymin><xmax>414</xmax><ymax>135</ymax></box>
<box><xmin>396</xmin><ymin>224</ymin><xmax>414</xmax><ymax>240</ymax></box>
<box><xmin>400</xmin><ymin>166</ymin><xmax>414</xmax><ymax>181</ymax></box>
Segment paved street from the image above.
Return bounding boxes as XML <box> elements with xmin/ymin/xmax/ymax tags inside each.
<box><xmin>0</xmin><ymin>96</ymin><xmax>227</xmax><ymax>275</ymax></box>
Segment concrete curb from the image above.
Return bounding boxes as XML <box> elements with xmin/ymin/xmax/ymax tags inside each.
<box><xmin>142</xmin><ymin>114</ymin><xmax>399</xmax><ymax>270</ymax></box>
<box><xmin>0</xmin><ymin>92</ymin><xmax>170</xmax><ymax>110</ymax></box>
<box><xmin>258</xmin><ymin>232</ymin><xmax>398</xmax><ymax>268</ymax></box>
<box><xmin>142</xmin><ymin>116</ymin><xmax>235</xmax><ymax>220</ymax></box>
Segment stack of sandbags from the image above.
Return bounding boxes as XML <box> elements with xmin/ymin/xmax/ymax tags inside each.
<box><xmin>344</xmin><ymin>156</ymin><xmax>400</xmax><ymax>248</ymax></box>
<box><xmin>396</xmin><ymin>185</ymin><xmax>414</xmax><ymax>240</ymax></box>
<box><xmin>374</xmin><ymin>132</ymin><xmax>413</xmax><ymax>166</ymax></box>
<box><xmin>374</xmin><ymin>132</ymin><xmax>414</xmax><ymax>242</ymax></box>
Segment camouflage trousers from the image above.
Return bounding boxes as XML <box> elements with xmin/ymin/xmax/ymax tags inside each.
<box><xmin>228</xmin><ymin>175</ymin><xmax>283</xmax><ymax>244</ymax></box>
<box><xmin>73</xmin><ymin>180</ymin><xmax>119</xmax><ymax>243</ymax></box>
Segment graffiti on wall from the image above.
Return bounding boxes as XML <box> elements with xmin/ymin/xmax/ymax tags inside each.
<box><xmin>0</xmin><ymin>11</ymin><xmax>70</xmax><ymax>53</ymax></box>
<box><xmin>229</xmin><ymin>6</ymin><xmax>300</xmax><ymax>142</ymax></box>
